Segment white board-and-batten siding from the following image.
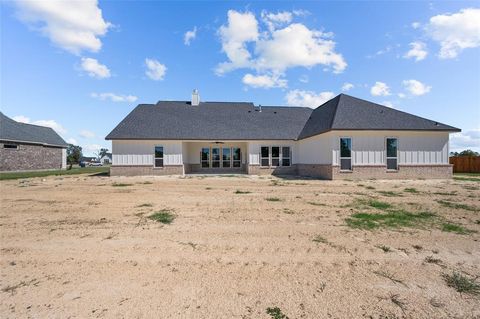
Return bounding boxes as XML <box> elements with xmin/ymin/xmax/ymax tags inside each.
<box><xmin>112</xmin><ymin>140</ymin><xmax>182</xmax><ymax>166</ymax></box>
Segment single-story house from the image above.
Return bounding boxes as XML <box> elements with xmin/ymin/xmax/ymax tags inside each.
<box><xmin>0</xmin><ymin>112</ymin><xmax>67</xmax><ymax>172</ymax></box>
<box><xmin>80</xmin><ymin>156</ymin><xmax>98</xmax><ymax>164</ymax></box>
<box><xmin>100</xmin><ymin>153</ymin><xmax>112</xmax><ymax>164</ymax></box>
<box><xmin>105</xmin><ymin>91</ymin><xmax>460</xmax><ymax>179</ymax></box>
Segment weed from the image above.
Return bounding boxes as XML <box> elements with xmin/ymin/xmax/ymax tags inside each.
<box><xmin>266</xmin><ymin>307</ymin><xmax>289</xmax><ymax>319</ymax></box>
<box><xmin>454</xmin><ymin>176</ymin><xmax>480</xmax><ymax>182</ymax></box>
<box><xmin>367</xmin><ymin>200</ymin><xmax>393</xmax><ymax>210</ymax></box>
<box><xmin>112</xmin><ymin>183</ymin><xmax>133</xmax><ymax>187</ymax></box>
<box><xmin>148</xmin><ymin>210</ymin><xmax>175</xmax><ymax>224</ymax></box>
<box><xmin>425</xmin><ymin>256</ymin><xmax>442</xmax><ymax>264</ymax></box>
<box><xmin>346</xmin><ymin>210</ymin><xmax>435</xmax><ymax>230</ymax></box>
<box><xmin>437</xmin><ymin>200</ymin><xmax>478</xmax><ymax>212</ymax></box>
<box><xmin>389</xmin><ymin>294</ymin><xmax>407</xmax><ymax>314</ymax></box>
<box><xmin>140</xmin><ymin>181</ymin><xmax>153</xmax><ymax>185</ymax></box>
<box><xmin>412</xmin><ymin>245</ymin><xmax>423</xmax><ymax>251</ymax></box>
<box><xmin>377</xmin><ymin>245</ymin><xmax>392</xmax><ymax>253</ymax></box>
<box><xmin>307</xmin><ymin>201</ymin><xmax>326</xmax><ymax>206</ymax></box>
<box><xmin>373</xmin><ymin>270</ymin><xmax>406</xmax><ymax>286</ymax></box>
<box><xmin>441</xmin><ymin>223</ymin><xmax>474</xmax><ymax>234</ymax></box>
<box><xmin>365</xmin><ymin>186</ymin><xmax>375</xmax><ymax>190</ymax></box>
<box><xmin>137</xmin><ymin>203</ymin><xmax>153</xmax><ymax>208</ymax></box>
<box><xmin>205</xmin><ymin>187</ymin><xmax>212</xmax><ymax>190</ymax></box>
<box><xmin>443</xmin><ymin>272</ymin><xmax>480</xmax><ymax>295</ymax></box>
<box><xmin>283</xmin><ymin>208</ymin><xmax>295</xmax><ymax>215</ymax></box>
<box><xmin>433</xmin><ymin>191</ymin><xmax>457</xmax><ymax>196</ymax></box>
<box><xmin>404</xmin><ymin>188</ymin><xmax>419</xmax><ymax>193</ymax></box>
<box><xmin>377</xmin><ymin>191</ymin><xmax>403</xmax><ymax>197</ymax></box>
<box><xmin>266</xmin><ymin>197</ymin><xmax>282</xmax><ymax>202</ymax></box>
<box><xmin>235</xmin><ymin>190</ymin><xmax>251</xmax><ymax>194</ymax></box>
<box><xmin>313</xmin><ymin>235</ymin><xmax>328</xmax><ymax>244</ymax></box>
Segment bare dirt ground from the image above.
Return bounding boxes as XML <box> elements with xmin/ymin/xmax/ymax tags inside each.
<box><xmin>1</xmin><ymin>174</ymin><xmax>479</xmax><ymax>318</ymax></box>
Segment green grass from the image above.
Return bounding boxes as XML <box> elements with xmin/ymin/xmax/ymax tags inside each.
<box><xmin>377</xmin><ymin>190</ymin><xmax>403</xmax><ymax>197</ymax></box>
<box><xmin>234</xmin><ymin>190</ymin><xmax>251</xmax><ymax>194</ymax></box>
<box><xmin>455</xmin><ymin>173</ymin><xmax>480</xmax><ymax>176</ymax></box>
<box><xmin>433</xmin><ymin>191</ymin><xmax>457</xmax><ymax>196</ymax></box>
<box><xmin>307</xmin><ymin>201</ymin><xmax>326</xmax><ymax>206</ymax></box>
<box><xmin>112</xmin><ymin>182</ymin><xmax>133</xmax><ymax>187</ymax></box>
<box><xmin>441</xmin><ymin>223</ymin><xmax>474</xmax><ymax>234</ymax></box>
<box><xmin>266</xmin><ymin>197</ymin><xmax>282</xmax><ymax>202</ymax></box>
<box><xmin>137</xmin><ymin>203</ymin><xmax>153</xmax><ymax>207</ymax></box>
<box><xmin>266</xmin><ymin>307</ymin><xmax>289</xmax><ymax>319</ymax></box>
<box><xmin>283</xmin><ymin>208</ymin><xmax>295</xmax><ymax>214</ymax></box>
<box><xmin>312</xmin><ymin>235</ymin><xmax>328</xmax><ymax>244</ymax></box>
<box><xmin>377</xmin><ymin>245</ymin><xmax>392</xmax><ymax>252</ymax></box>
<box><xmin>365</xmin><ymin>186</ymin><xmax>375</xmax><ymax>190</ymax></box>
<box><xmin>148</xmin><ymin>210</ymin><xmax>175</xmax><ymax>224</ymax></box>
<box><xmin>425</xmin><ymin>256</ymin><xmax>442</xmax><ymax>264</ymax></box>
<box><xmin>436</xmin><ymin>200</ymin><xmax>478</xmax><ymax>212</ymax></box>
<box><xmin>0</xmin><ymin>166</ymin><xmax>109</xmax><ymax>180</ymax></box>
<box><xmin>443</xmin><ymin>272</ymin><xmax>480</xmax><ymax>295</ymax></box>
<box><xmin>404</xmin><ymin>188</ymin><xmax>419</xmax><ymax>193</ymax></box>
<box><xmin>367</xmin><ymin>199</ymin><xmax>393</xmax><ymax>210</ymax></box>
<box><xmin>346</xmin><ymin>210</ymin><xmax>435</xmax><ymax>230</ymax></box>
<box><xmin>453</xmin><ymin>176</ymin><xmax>480</xmax><ymax>182</ymax></box>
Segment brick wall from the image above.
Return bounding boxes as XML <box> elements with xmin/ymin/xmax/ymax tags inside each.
<box><xmin>332</xmin><ymin>165</ymin><xmax>453</xmax><ymax>180</ymax></box>
<box><xmin>297</xmin><ymin>164</ymin><xmax>332</xmax><ymax>179</ymax></box>
<box><xmin>110</xmin><ymin>165</ymin><xmax>184</xmax><ymax>176</ymax></box>
<box><xmin>247</xmin><ymin>164</ymin><xmax>298</xmax><ymax>175</ymax></box>
<box><xmin>0</xmin><ymin>142</ymin><xmax>64</xmax><ymax>172</ymax></box>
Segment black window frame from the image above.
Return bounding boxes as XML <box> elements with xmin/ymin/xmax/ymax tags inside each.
<box><xmin>339</xmin><ymin>137</ymin><xmax>352</xmax><ymax>171</ymax></box>
<box><xmin>154</xmin><ymin>146</ymin><xmax>164</xmax><ymax>168</ymax></box>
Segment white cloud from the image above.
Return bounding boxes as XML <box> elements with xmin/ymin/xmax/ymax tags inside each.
<box><xmin>382</xmin><ymin>101</ymin><xmax>395</xmax><ymax>108</ymax></box>
<box><xmin>66</xmin><ymin>138</ymin><xmax>78</xmax><ymax>145</ymax></box>
<box><xmin>450</xmin><ymin>128</ymin><xmax>480</xmax><ymax>152</ymax></box>
<box><xmin>299</xmin><ymin>75</ymin><xmax>309</xmax><ymax>83</ymax></box>
<box><xmin>216</xmin><ymin>10</ymin><xmax>346</xmax><ymax>78</ymax></box>
<box><xmin>13</xmin><ymin>115</ymin><xmax>67</xmax><ymax>135</ymax></box>
<box><xmin>370</xmin><ymin>82</ymin><xmax>391</xmax><ymax>96</ymax></box>
<box><xmin>398</xmin><ymin>93</ymin><xmax>406</xmax><ymax>98</ymax></box>
<box><xmin>242</xmin><ymin>73</ymin><xmax>287</xmax><ymax>89</ymax></box>
<box><xmin>404</xmin><ymin>41</ymin><xmax>428</xmax><ymax>61</ymax></box>
<box><xmin>411</xmin><ymin>22</ymin><xmax>421</xmax><ymax>29</ymax></box>
<box><xmin>91</xmin><ymin>92</ymin><xmax>138</xmax><ymax>102</ymax></box>
<box><xmin>341</xmin><ymin>82</ymin><xmax>354</xmax><ymax>91</ymax></box>
<box><xmin>285</xmin><ymin>90</ymin><xmax>335</xmax><ymax>108</ymax></box>
<box><xmin>80</xmin><ymin>57</ymin><xmax>110</xmax><ymax>78</ymax></box>
<box><xmin>426</xmin><ymin>8</ymin><xmax>480</xmax><ymax>59</ymax></box>
<box><xmin>13</xmin><ymin>0</ymin><xmax>111</xmax><ymax>55</ymax></box>
<box><xmin>12</xmin><ymin>115</ymin><xmax>30</xmax><ymax>123</ymax></box>
<box><xmin>261</xmin><ymin>10</ymin><xmax>293</xmax><ymax>31</ymax></box>
<box><xmin>184</xmin><ymin>26</ymin><xmax>197</xmax><ymax>45</ymax></box>
<box><xmin>79</xmin><ymin>130</ymin><xmax>95</xmax><ymax>138</ymax></box>
<box><xmin>402</xmin><ymin>79</ymin><xmax>432</xmax><ymax>96</ymax></box>
<box><xmin>84</xmin><ymin>144</ymin><xmax>102</xmax><ymax>154</ymax></box>
<box><xmin>145</xmin><ymin>58</ymin><xmax>167</xmax><ymax>80</ymax></box>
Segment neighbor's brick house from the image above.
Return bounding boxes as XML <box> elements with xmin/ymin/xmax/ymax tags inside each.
<box><xmin>105</xmin><ymin>91</ymin><xmax>460</xmax><ymax>179</ymax></box>
<box><xmin>0</xmin><ymin>112</ymin><xmax>67</xmax><ymax>172</ymax></box>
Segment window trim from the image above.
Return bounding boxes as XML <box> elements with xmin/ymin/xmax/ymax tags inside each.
<box><xmin>232</xmin><ymin>147</ymin><xmax>241</xmax><ymax>168</ymax></box>
<box><xmin>385</xmin><ymin>137</ymin><xmax>399</xmax><ymax>171</ymax></box>
<box><xmin>260</xmin><ymin>145</ymin><xmax>292</xmax><ymax>168</ymax></box>
<box><xmin>201</xmin><ymin>147</ymin><xmax>210</xmax><ymax>168</ymax></box>
<box><xmin>3</xmin><ymin>143</ymin><xmax>18</xmax><ymax>150</ymax></box>
<box><xmin>281</xmin><ymin>146</ymin><xmax>291</xmax><ymax>167</ymax></box>
<box><xmin>154</xmin><ymin>145</ymin><xmax>164</xmax><ymax>168</ymax></box>
<box><xmin>339</xmin><ymin>137</ymin><xmax>352</xmax><ymax>171</ymax></box>
<box><xmin>260</xmin><ymin>146</ymin><xmax>270</xmax><ymax>167</ymax></box>
<box><xmin>270</xmin><ymin>146</ymin><xmax>280</xmax><ymax>168</ymax></box>
<box><xmin>211</xmin><ymin>147</ymin><xmax>221</xmax><ymax>168</ymax></box>
<box><xmin>222</xmin><ymin>147</ymin><xmax>231</xmax><ymax>168</ymax></box>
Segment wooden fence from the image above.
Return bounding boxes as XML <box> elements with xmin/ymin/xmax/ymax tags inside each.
<box><xmin>449</xmin><ymin>156</ymin><xmax>480</xmax><ymax>173</ymax></box>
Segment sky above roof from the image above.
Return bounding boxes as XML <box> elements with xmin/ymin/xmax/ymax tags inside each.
<box><xmin>1</xmin><ymin>1</ymin><xmax>479</xmax><ymax>155</ymax></box>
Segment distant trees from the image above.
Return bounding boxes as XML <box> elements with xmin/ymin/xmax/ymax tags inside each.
<box><xmin>450</xmin><ymin>149</ymin><xmax>479</xmax><ymax>157</ymax></box>
<box><xmin>67</xmin><ymin>144</ymin><xmax>83</xmax><ymax>167</ymax></box>
<box><xmin>98</xmin><ymin>148</ymin><xmax>109</xmax><ymax>158</ymax></box>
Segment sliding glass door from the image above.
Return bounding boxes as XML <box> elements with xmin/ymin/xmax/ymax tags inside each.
<box><xmin>200</xmin><ymin>146</ymin><xmax>241</xmax><ymax>168</ymax></box>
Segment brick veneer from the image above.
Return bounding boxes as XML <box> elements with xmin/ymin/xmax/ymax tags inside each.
<box><xmin>185</xmin><ymin>163</ymin><xmax>247</xmax><ymax>174</ymax></box>
<box><xmin>332</xmin><ymin>164</ymin><xmax>453</xmax><ymax>180</ymax></box>
<box><xmin>247</xmin><ymin>164</ymin><xmax>298</xmax><ymax>175</ymax></box>
<box><xmin>0</xmin><ymin>142</ymin><xmax>64</xmax><ymax>172</ymax></box>
<box><xmin>110</xmin><ymin>165</ymin><xmax>184</xmax><ymax>176</ymax></box>
<box><xmin>297</xmin><ymin>164</ymin><xmax>332</xmax><ymax>179</ymax></box>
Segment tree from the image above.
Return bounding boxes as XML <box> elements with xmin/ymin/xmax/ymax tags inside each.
<box><xmin>67</xmin><ymin>144</ymin><xmax>83</xmax><ymax>165</ymax></box>
<box><xmin>450</xmin><ymin>149</ymin><xmax>479</xmax><ymax>157</ymax></box>
<box><xmin>98</xmin><ymin>148</ymin><xmax>109</xmax><ymax>158</ymax></box>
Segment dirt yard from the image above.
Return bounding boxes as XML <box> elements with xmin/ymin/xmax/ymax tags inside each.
<box><xmin>1</xmin><ymin>174</ymin><xmax>479</xmax><ymax>318</ymax></box>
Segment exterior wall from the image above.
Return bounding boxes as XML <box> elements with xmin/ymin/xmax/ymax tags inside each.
<box><xmin>332</xmin><ymin>165</ymin><xmax>452</xmax><ymax>180</ymax></box>
<box><xmin>110</xmin><ymin>165</ymin><xmax>183</xmax><ymax>176</ymax></box>
<box><xmin>247</xmin><ymin>164</ymin><xmax>297</xmax><ymax>175</ymax></box>
<box><xmin>183</xmin><ymin>142</ymin><xmax>247</xmax><ymax>165</ymax></box>
<box><xmin>0</xmin><ymin>142</ymin><xmax>65</xmax><ymax>172</ymax></box>
<box><xmin>112</xmin><ymin>140</ymin><xmax>183</xmax><ymax>166</ymax></box>
<box><xmin>247</xmin><ymin>140</ymin><xmax>298</xmax><ymax>165</ymax></box>
<box><xmin>297</xmin><ymin>164</ymin><xmax>332</xmax><ymax>179</ymax></box>
<box><xmin>297</xmin><ymin>132</ymin><xmax>333</xmax><ymax>164</ymax></box>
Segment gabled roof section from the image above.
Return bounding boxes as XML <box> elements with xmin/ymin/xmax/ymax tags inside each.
<box><xmin>106</xmin><ymin>101</ymin><xmax>313</xmax><ymax>140</ymax></box>
<box><xmin>0</xmin><ymin>112</ymin><xmax>68</xmax><ymax>147</ymax></box>
<box><xmin>298</xmin><ymin>94</ymin><xmax>461</xmax><ymax>139</ymax></box>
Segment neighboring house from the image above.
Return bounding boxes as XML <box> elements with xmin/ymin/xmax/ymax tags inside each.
<box><xmin>0</xmin><ymin>112</ymin><xmax>67</xmax><ymax>172</ymax></box>
<box><xmin>80</xmin><ymin>156</ymin><xmax>98</xmax><ymax>164</ymax></box>
<box><xmin>100</xmin><ymin>153</ymin><xmax>112</xmax><ymax>164</ymax></box>
<box><xmin>105</xmin><ymin>91</ymin><xmax>460</xmax><ymax>179</ymax></box>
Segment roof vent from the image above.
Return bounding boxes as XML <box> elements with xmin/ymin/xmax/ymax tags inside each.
<box><xmin>191</xmin><ymin>89</ymin><xmax>200</xmax><ymax>106</ymax></box>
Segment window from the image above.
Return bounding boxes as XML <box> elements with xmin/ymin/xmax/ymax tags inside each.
<box><xmin>340</xmin><ymin>138</ymin><xmax>352</xmax><ymax>170</ymax></box>
<box><xmin>222</xmin><ymin>148</ymin><xmax>231</xmax><ymax>168</ymax></box>
<box><xmin>3</xmin><ymin>144</ymin><xmax>18</xmax><ymax>149</ymax></box>
<box><xmin>271</xmin><ymin>147</ymin><xmax>280</xmax><ymax>166</ymax></box>
<box><xmin>232</xmin><ymin>147</ymin><xmax>241</xmax><ymax>167</ymax></box>
<box><xmin>386</xmin><ymin>138</ymin><xmax>398</xmax><ymax>170</ymax></box>
<box><xmin>211</xmin><ymin>148</ymin><xmax>220</xmax><ymax>168</ymax></box>
<box><xmin>201</xmin><ymin>148</ymin><xmax>210</xmax><ymax>168</ymax></box>
<box><xmin>282</xmin><ymin>147</ymin><xmax>291</xmax><ymax>166</ymax></box>
<box><xmin>154</xmin><ymin>146</ymin><xmax>164</xmax><ymax>168</ymax></box>
<box><xmin>261</xmin><ymin>147</ymin><xmax>269</xmax><ymax>167</ymax></box>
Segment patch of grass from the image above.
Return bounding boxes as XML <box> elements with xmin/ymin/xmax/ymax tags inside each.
<box><xmin>266</xmin><ymin>307</ymin><xmax>289</xmax><ymax>319</ymax></box>
<box><xmin>436</xmin><ymin>200</ymin><xmax>478</xmax><ymax>212</ymax></box>
<box><xmin>412</xmin><ymin>245</ymin><xmax>423</xmax><ymax>251</ymax></box>
<box><xmin>234</xmin><ymin>190</ymin><xmax>251</xmax><ymax>194</ymax></box>
<box><xmin>404</xmin><ymin>188</ymin><xmax>419</xmax><ymax>193</ymax></box>
<box><xmin>139</xmin><ymin>181</ymin><xmax>153</xmax><ymax>185</ymax></box>
<box><xmin>137</xmin><ymin>203</ymin><xmax>153</xmax><ymax>208</ymax></box>
<box><xmin>266</xmin><ymin>197</ymin><xmax>282</xmax><ymax>202</ymax></box>
<box><xmin>433</xmin><ymin>191</ymin><xmax>457</xmax><ymax>196</ymax></box>
<box><xmin>443</xmin><ymin>272</ymin><xmax>480</xmax><ymax>295</ymax></box>
<box><xmin>346</xmin><ymin>210</ymin><xmax>435</xmax><ymax>230</ymax></box>
<box><xmin>312</xmin><ymin>235</ymin><xmax>328</xmax><ymax>244</ymax></box>
<box><xmin>377</xmin><ymin>190</ymin><xmax>403</xmax><ymax>197</ymax></box>
<box><xmin>463</xmin><ymin>185</ymin><xmax>479</xmax><ymax>190</ymax></box>
<box><xmin>441</xmin><ymin>223</ymin><xmax>474</xmax><ymax>234</ymax></box>
<box><xmin>307</xmin><ymin>201</ymin><xmax>326</xmax><ymax>206</ymax></box>
<box><xmin>283</xmin><ymin>208</ymin><xmax>295</xmax><ymax>214</ymax></box>
<box><xmin>454</xmin><ymin>176</ymin><xmax>480</xmax><ymax>182</ymax></box>
<box><xmin>367</xmin><ymin>199</ymin><xmax>393</xmax><ymax>210</ymax></box>
<box><xmin>112</xmin><ymin>182</ymin><xmax>133</xmax><ymax>187</ymax></box>
<box><xmin>0</xmin><ymin>166</ymin><xmax>109</xmax><ymax>180</ymax></box>
<box><xmin>365</xmin><ymin>186</ymin><xmax>375</xmax><ymax>190</ymax></box>
<box><xmin>377</xmin><ymin>245</ymin><xmax>392</xmax><ymax>253</ymax></box>
<box><xmin>205</xmin><ymin>187</ymin><xmax>212</xmax><ymax>190</ymax></box>
<box><xmin>373</xmin><ymin>270</ymin><xmax>406</xmax><ymax>286</ymax></box>
<box><xmin>425</xmin><ymin>256</ymin><xmax>442</xmax><ymax>264</ymax></box>
<box><xmin>148</xmin><ymin>210</ymin><xmax>175</xmax><ymax>224</ymax></box>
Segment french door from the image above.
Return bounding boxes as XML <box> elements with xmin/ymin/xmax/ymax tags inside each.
<box><xmin>201</xmin><ymin>147</ymin><xmax>241</xmax><ymax>168</ymax></box>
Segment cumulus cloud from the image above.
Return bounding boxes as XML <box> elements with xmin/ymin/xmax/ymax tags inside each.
<box><xmin>79</xmin><ymin>130</ymin><xmax>95</xmax><ymax>138</ymax></box>
<box><xmin>242</xmin><ymin>73</ymin><xmax>287</xmax><ymax>89</ymax></box>
<box><xmin>216</xmin><ymin>10</ymin><xmax>346</xmax><ymax>79</ymax></box>
<box><xmin>145</xmin><ymin>58</ymin><xmax>167</xmax><ymax>80</ymax></box>
<box><xmin>426</xmin><ymin>8</ymin><xmax>480</xmax><ymax>59</ymax></box>
<box><xmin>382</xmin><ymin>101</ymin><xmax>395</xmax><ymax>108</ymax></box>
<box><xmin>411</xmin><ymin>22</ymin><xmax>421</xmax><ymax>29</ymax></box>
<box><xmin>370</xmin><ymin>82</ymin><xmax>391</xmax><ymax>96</ymax></box>
<box><xmin>184</xmin><ymin>26</ymin><xmax>197</xmax><ymax>45</ymax></box>
<box><xmin>84</xmin><ymin>144</ymin><xmax>103</xmax><ymax>154</ymax></box>
<box><xmin>341</xmin><ymin>82</ymin><xmax>354</xmax><ymax>91</ymax></box>
<box><xmin>285</xmin><ymin>90</ymin><xmax>335</xmax><ymax>108</ymax></box>
<box><xmin>402</xmin><ymin>79</ymin><xmax>432</xmax><ymax>96</ymax></box>
<box><xmin>404</xmin><ymin>41</ymin><xmax>428</xmax><ymax>61</ymax></box>
<box><xmin>13</xmin><ymin>0</ymin><xmax>111</xmax><ymax>55</ymax></box>
<box><xmin>91</xmin><ymin>92</ymin><xmax>138</xmax><ymax>102</ymax></box>
<box><xmin>80</xmin><ymin>57</ymin><xmax>110</xmax><ymax>78</ymax></box>
<box><xmin>450</xmin><ymin>128</ymin><xmax>480</xmax><ymax>152</ymax></box>
<box><xmin>299</xmin><ymin>75</ymin><xmax>309</xmax><ymax>83</ymax></box>
<box><xmin>66</xmin><ymin>138</ymin><xmax>78</xmax><ymax>145</ymax></box>
<box><xmin>14</xmin><ymin>115</ymin><xmax>67</xmax><ymax>135</ymax></box>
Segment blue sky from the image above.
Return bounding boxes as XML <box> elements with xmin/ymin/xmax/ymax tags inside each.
<box><xmin>1</xmin><ymin>1</ymin><xmax>479</xmax><ymax>155</ymax></box>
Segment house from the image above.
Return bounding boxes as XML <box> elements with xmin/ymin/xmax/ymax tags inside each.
<box><xmin>100</xmin><ymin>153</ymin><xmax>112</xmax><ymax>164</ymax></box>
<box><xmin>0</xmin><ymin>112</ymin><xmax>67</xmax><ymax>171</ymax></box>
<box><xmin>105</xmin><ymin>91</ymin><xmax>460</xmax><ymax>179</ymax></box>
<box><xmin>80</xmin><ymin>156</ymin><xmax>98</xmax><ymax>164</ymax></box>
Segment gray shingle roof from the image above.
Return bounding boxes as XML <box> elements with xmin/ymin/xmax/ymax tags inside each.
<box><xmin>0</xmin><ymin>112</ymin><xmax>68</xmax><ymax>147</ymax></box>
<box><xmin>106</xmin><ymin>94</ymin><xmax>460</xmax><ymax>141</ymax></box>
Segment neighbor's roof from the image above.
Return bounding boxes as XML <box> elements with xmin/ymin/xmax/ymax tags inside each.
<box><xmin>105</xmin><ymin>94</ymin><xmax>460</xmax><ymax>141</ymax></box>
<box><xmin>0</xmin><ymin>112</ymin><xmax>68</xmax><ymax>147</ymax></box>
